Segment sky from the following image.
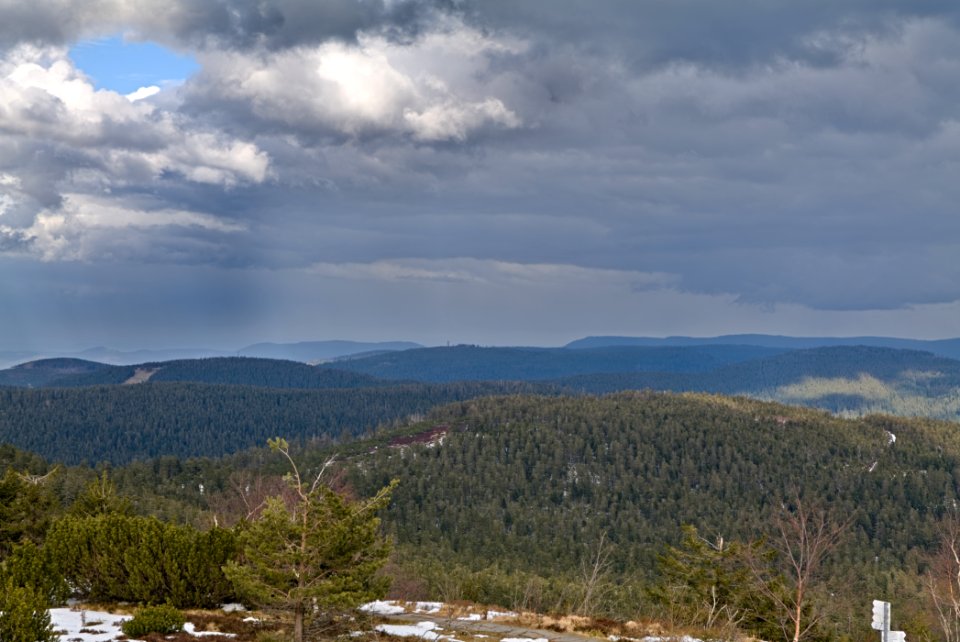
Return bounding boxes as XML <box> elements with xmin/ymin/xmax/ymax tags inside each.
<box><xmin>1</xmin><ymin>1</ymin><xmax>959</xmax><ymax>350</ymax></box>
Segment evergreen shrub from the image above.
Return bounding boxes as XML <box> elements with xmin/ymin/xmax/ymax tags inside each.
<box><xmin>0</xmin><ymin>580</ymin><xmax>56</xmax><ymax>642</ymax></box>
<box><xmin>121</xmin><ymin>604</ymin><xmax>185</xmax><ymax>637</ymax></box>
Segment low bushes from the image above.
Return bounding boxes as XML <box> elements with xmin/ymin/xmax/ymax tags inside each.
<box><xmin>121</xmin><ymin>604</ymin><xmax>185</xmax><ymax>637</ymax></box>
<box><xmin>45</xmin><ymin>513</ymin><xmax>237</xmax><ymax>607</ymax></box>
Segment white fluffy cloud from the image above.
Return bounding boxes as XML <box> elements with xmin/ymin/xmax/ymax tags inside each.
<box><xmin>185</xmin><ymin>23</ymin><xmax>523</xmax><ymax>142</ymax></box>
<box><xmin>0</xmin><ymin>44</ymin><xmax>268</xmax><ymax>259</ymax></box>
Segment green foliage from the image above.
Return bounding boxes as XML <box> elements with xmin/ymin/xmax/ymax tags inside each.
<box><xmin>342</xmin><ymin>392</ymin><xmax>960</xmax><ymax>634</ymax></box>
<box><xmin>0</xmin><ymin>380</ymin><xmax>551</xmax><ymax>464</ymax></box>
<box><xmin>0</xmin><ymin>578</ymin><xmax>55</xmax><ymax>642</ymax></box>
<box><xmin>67</xmin><ymin>470</ymin><xmax>133</xmax><ymax>517</ymax></box>
<box><xmin>224</xmin><ymin>439</ymin><xmax>396</xmax><ymax>642</ymax></box>
<box><xmin>0</xmin><ymin>468</ymin><xmax>58</xmax><ymax>559</ymax></box>
<box><xmin>45</xmin><ymin>513</ymin><xmax>236</xmax><ymax>607</ymax></box>
<box><xmin>121</xmin><ymin>605</ymin><xmax>185</xmax><ymax>637</ymax></box>
<box><xmin>650</xmin><ymin>525</ymin><xmax>784</xmax><ymax>639</ymax></box>
<box><xmin>0</xmin><ymin>542</ymin><xmax>70</xmax><ymax>606</ymax></box>
<box><xmin>391</xmin><ymin>553</ymin><xmax>629</xmax><ymax>616</ymax></box>
<box><xmin>226</xmin><ymin>490</ymin><xmax>394</xmax><ymax>608</ymax></box>
<box><xmin>652</xmin><ymin>526</ymin><xmax>752</xmax><ymax>626</ymax></box>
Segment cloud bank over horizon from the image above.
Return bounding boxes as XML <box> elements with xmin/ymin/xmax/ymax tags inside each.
<box><xmin>0</xmin><ymin>0</ymin><xmax>958</xmax><ymax>348</ymax></box>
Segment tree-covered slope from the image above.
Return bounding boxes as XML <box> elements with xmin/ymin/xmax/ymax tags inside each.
<box><xmin>555</xmin><ymin>346</ymin><xmax>960</xmax><ymax>419</ymax></box>
<box><xmin>0</xmin><ymin>357</ymin><xmax>397</xmax><ymax>389</ymax></box>
<box><xmin>566</xmin><ymin>334</ymin><xmax>960</xmax><ymax>360</ymax></box>
<box><xmin>0</xmin><ymin>380</ymin><xmax>554</xmax><ymax>465</ymax></box>
<box><xmin>6</xmin><ymin>390</ymin><xmax>959</xmax><ymax>636</ymax></box>
<box><xmin>0</xmin><ymin>358</ymin><xmax>112</xmax><ymax>387</ymax></box>
<box><xmin>349</xmin><ymin>393</ymin><xmax>957</xmax><ymax>584</ymax></box>
<box><xmin>238</xmin><ymin>340</ymin><xmax>422</xmax><ymax>362</ymax></box>
<box><xmin>319</xmin><ymin>344</ymin><xmax>786</xmax><ymax>382</ymax></box>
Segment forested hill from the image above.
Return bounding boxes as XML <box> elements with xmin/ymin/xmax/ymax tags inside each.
<box><xmin>349</xmin><ymin>392</ymin><xmax>957</xmax><ymax>589</ymax></box>
<box><xmin>554</xmin><ymin>346</ymin><xmax>960</xmax><ymax>418</ymax></box>
<box><xmin>318</xmin><ymin>344</ymin><xmax>787</xmax><ymax>381</ymax></box>
<box><xmin>557</xmin><ymin>345</ymin><xmax>960</xmax><ymax>390</ymax></box>
<box><xmin>237</xmin><ymin>339</ymin><xmax>422</xmax><ymax>361</ymax></box>
<box><xmin>0</xmin><ymin>357</ymin><xmax>395</xmax><ymax>389</ymax></box>
<box><xmin>0</xmin><ymin>358</ymin><xmax>112</xmax><ymax>387</ymax></box>
<box><xmin>5</xmin><ymin>390</ymin><xmax>960</xmax><ymax>636</ymax></box>
<box><xmin>0</xmin><ymin>380</ymin><xmax>554</xmax><ymax>465</ymax></box>
<box><xmin>566</xmin><ymin>333</ymin><xmax>960</xmax><ymax>359</ymax></box>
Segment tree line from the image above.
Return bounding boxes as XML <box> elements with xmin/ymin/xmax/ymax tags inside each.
<box><xmin>8</xmin><ymin>391</ymin><xmax>960</xmax><ymax>641</ymax></box>
<box><xmin>0</xmin><ymin>446</ymin><xmax>394</xmax><ymax>642</ymax></box>
<box><xmin>0</xmin><ymin>380</ymin><xmax>553</xmax><ymax>464</ymax></box>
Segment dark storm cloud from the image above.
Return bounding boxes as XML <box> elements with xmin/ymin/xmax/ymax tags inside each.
<box><xmin>0</xmin><ymin>0</ymin><xmax>441</xmax><ymax>51</ymax></box>
<box><xmin>2</xmin><ymin>0</ymin><xmax>960</xmax><ymax>348</ymax></box>
<box><xmin>455</xmin><ymin>0</ymin><xmax>960</xmax><ymax>68</ymax></box>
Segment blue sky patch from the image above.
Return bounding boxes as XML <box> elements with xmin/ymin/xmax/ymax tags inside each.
<box><xmin>69</xmin><ymin>35</ymin><xmax>199</xmax><ymax>94</ymax></box>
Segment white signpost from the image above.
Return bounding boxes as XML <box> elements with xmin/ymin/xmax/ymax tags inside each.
<box><xmin>872</xmin><ymin>600</ymin><xmax>906</xmax><ymax>642</ymax></box>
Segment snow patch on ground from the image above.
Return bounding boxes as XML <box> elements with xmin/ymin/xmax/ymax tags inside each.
<box><xmin>184</xmin><ymin>622</ymin><xmax>237</xmax><ymax>637</ymax></box>
<box><xmin>886</xmin><ymin>430</ymin><xmax>897</xmax><ymax>445</ymax></box>
<box><xmin>359</xmin><ymin>600</ymin><xmax>515</xmax><ymax>621</ymax></box>
<box><xmin>413</xmin><ymin>602</ymin><xmax>444</xmax><ymax>614</ymax></box>
<box><xmin>502</xmin><ymin>638</ymin><xmax>548</xmax><ymax>642</ymax></box>
<box><xmin>360</xmin><ymin>600</ymin><xmax>407</xmax><ymax>615</ymax></box>
<box><xmin>375</xmin><ymin>621</ymin><xmax>446</xmax><ymax>640</ymax></box>
<box><xmin>221</xmin><ymin>603</ymin><xmax>247</xmax><ymax>613</ymax></box>
<box><xmin>51</xmin><ymin>608</ymin><xmax>241</xmax><ymax>642</ymax></box>
<box><xmin>50</xmin><ymin>608</ymin><xmax>130</xmax><ymax>642</ymax></box>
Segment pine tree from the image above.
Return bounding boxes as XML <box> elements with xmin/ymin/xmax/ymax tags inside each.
<box><xmin>0</xmin><ymin>578</ymin><xmax>56</xmax><ymax>642</ymax></box>
<box><xmin>223</xmin><ymin>438</ymin><xmax>396</xmax><ymax>642</ymax></box>
<box><xmin>0</xmin><ymin>469</ymin><xmax>58</xmax><ymax>559</ymax></box>
<box><xmin>67</xmin><ymin>470</ymin><xmax>133</xmax><ymax>518</ymax></box>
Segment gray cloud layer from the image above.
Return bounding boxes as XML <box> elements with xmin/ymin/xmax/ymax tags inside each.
<box><xmin>0</xmin><ymin>0</ymin><xmax>958</xmax><ymax>347</ymax></box>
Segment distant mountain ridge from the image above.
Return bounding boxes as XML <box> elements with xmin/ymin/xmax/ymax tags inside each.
<box><xmin>565</xmin><ymin>334</ymin><xmax>960</xmax><ymax>359</ymax></box>
<box><xmin>556</xmin><ymin>344</ymin><xmax>960</xmax><ymax>388</ymax></box>
<box><xmin>317</xmin><ymin>344</ymin><xmax>788</xmax><ymax>381</ymax></box>
<box><xmin>237</xmin><ymin>340</ymin><xmax>423</xmax><ymax>362</ymax></box>
<box><xmin>0</xmin><ymin>339</ymin><xmax>422</xmax><ymax>369</ymax></box>
<box><xmin>0</xmin><ymin>357</ymin><xmax>396</xmax><ymax>389</ymax></box>
<box><xmin>0</xmin><ymin>358</ymin><xmax>112</xmax><ymax>388</ymax></box>
<box><xmin>554</xmin><ymin>345</ymin><xmax>960</xmax><ymax>419</ymax></box>
<box><xmin>2</xmin><ymin>342</ymin><xmax>960</xmax><ymax>421</ymax></box>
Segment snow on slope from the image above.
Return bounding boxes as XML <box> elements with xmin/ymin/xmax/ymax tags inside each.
<box><xmin>49</xmin><ymin>608</ymin><xmax>237</xmax><ymax>642</ymax></box>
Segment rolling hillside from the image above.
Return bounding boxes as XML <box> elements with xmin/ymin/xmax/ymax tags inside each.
<box><xmin>0</xmin><ymin>380</ymin><xmax>555</xmax><ymax>464</ymax></box>
<box><xmin>0</xmin><ymin>357</ymin><xmax>403</xmax><ymax>389</ymax></box>
<box><xmin>555</xmin><ymin>346</ymin><xmax>960</xmax><ymax>419</ymax></box>
<box><xmin>5</xmin><ymin>346</ymin><xmax>960</xmax><ymax>421</ymax></box>
<box><xmin>4</xmin><ymin>390</ymin><xmax>959</xmax><ymax>637</ymax></box>
<box><xmin>566</xmin><ymin>334</ymin><xmax>960</xmax><ymax>360</ymax></box>
<box><xmin>0</xmin><ymin>358</ymin><xmax>113</xmax><ymax>387</ymax></box>
<box><xmin>237</xmin><ymin>340</ymin><xmax>422</xmax><ymax>362</ymax></box>
<box><xmin>318</xmin><ymin>344</ymin><xmax>787</xmax><ymax>381</ymax></box>
<box><xmin>338</xmin><ymin>392</ymin><xmax>959</xmax><ymax>630</ymax></box>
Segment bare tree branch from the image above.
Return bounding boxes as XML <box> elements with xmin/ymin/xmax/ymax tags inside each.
<box><xmin>747</xmin><ymin>497</ymin><xmax>850</xmax><ymax>642</ymax></box>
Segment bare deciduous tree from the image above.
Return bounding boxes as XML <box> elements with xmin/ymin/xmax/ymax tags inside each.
<box><xmin>748</xmin><ymin>498</ymin><xmax>850</xmax><ymax>642</ymax></box>
<box><xmin>206</xmin><ymin>470</ymin><xmax>294</xmax><ymax>527</ymax></box>
<box><xmin>926</xmin><ymin>515</ymin><xmax>960</xmax><ymax>642</ymax></box>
